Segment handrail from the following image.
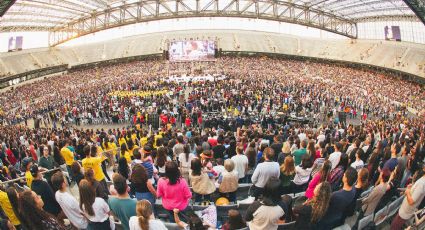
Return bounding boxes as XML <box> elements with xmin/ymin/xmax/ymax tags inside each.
<box><xmin>0</xmin><ymin>167</ymin><xmax>61</xmax><ymax>185</ymax></box>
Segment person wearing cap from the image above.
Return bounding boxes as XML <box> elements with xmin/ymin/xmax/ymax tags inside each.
<box><xmin>22</xmin><ymin>157</ymin><xmax>33</xmax><ymax>188</ymax></box>
<box><xmin>30</xmin><ymin>164</ymin><xmax>62</xmax><ymax>216</ymax></box>
<box><xmin>200</xmin><ymin>150</ymin><xmax>217</xmax><ymax>178</ymax></box>
<box><xmin>141</xmin><ymin>146</ymin><xmax>158</xmax><ymax>180</ymax></box>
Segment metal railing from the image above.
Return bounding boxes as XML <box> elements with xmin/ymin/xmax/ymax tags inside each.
<box><xmin>0</xmin><ymin>167</ymin><xmax>61</xmax><ymax>185</ymax></box>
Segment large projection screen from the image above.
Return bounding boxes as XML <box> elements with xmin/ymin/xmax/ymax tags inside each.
<box><xmin>169</xmin><ymin>40</ymin><xmax>215</xmax><ymax>61</ymax></box>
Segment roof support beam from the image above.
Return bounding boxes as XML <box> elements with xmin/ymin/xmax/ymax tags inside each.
<box><xmin>0</xmin><ymin>0</ymin><xmax>15</xmax><ymax>17</ymax></box>
<box><xmin>5</xmin><ymin>11</ymin><xmax>75</xmax><ymax>20</ymax></box>
<box><xmin>47</xmin><ymin>0</ymin><xmax>357</xmax><ymax>46</ymax></box>
<box><xmin>355</xmin><ymin>14</ymin><xmax>419</xmax><ymax>23</ymax></box>
<box><xmin>402</xmin><ymin>0</ymin><xmax>425</xmax><ymax>25</ymax></box>
<box><xmin>13</xmin><ymin>1</ymin><xmax>87</xmax><ymax>15</ymax></box>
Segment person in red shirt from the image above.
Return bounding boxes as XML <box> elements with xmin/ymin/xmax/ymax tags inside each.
<box><xmin>197</xmin><ymin>114</ymin><xmax>202</xmax><ymax>128</ymax></box>
<box><xmin>6</xmin><ymin>147</ymin><xmax>16</xmax><ymax>166</ymax></box>
<box><xmin>161</xmin><ymin>114</ymin><xmax>168</xmax><ymax>125</ymax></box>
<box><xmin>170</xmin><ymin>116</ymin><xmax>176</xmax><ymax>127</ymax></box>
<box><xmin>185</xmin><ymin>117</ymin><xmax>191</xmax><ymax>128</ymax></box>
<box><xmin>132</xmin><ymin>114</ymin><xmax>137</xmax><ymax>124</ymax></box>
<box><xmin>29</xmin><ymin>141</ymin><xmax>38</xmax><ymax>162</ymax></box>
<box><xmin>208</xmin><ymin>137</ymin><xmax>218</xmax><ymax>148</ymax></box>
<box><xmin>140</xmin><ymin>114</ymin><xmax>145</xmax><ymax>124</ymax></box>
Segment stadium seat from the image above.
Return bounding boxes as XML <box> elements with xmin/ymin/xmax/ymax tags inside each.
<box><xmin>374</xmin><ymin>205</ymin><xmax>389</xmax><ymax>226</ymax></box>
<box><xmin>354</xmin><ymin>198</ymin><xmax>363</xmax><ymax>212</ymax></box>
<box><xmin>164</xmin><ymin>222</ymin><xmax>180</xmax><ymax>230</ymax></box>
<box><xmin>360</xmin><ymin>186</ymin><xmax>374</xmax><ymax>198</ymax></box>
<box><xmin>236</xmin><ymin>183</ymin><xmax>252</xmax><ymax>200</ymax></box>
<box><xmin>191</xmin><ymin>204</ymin><xmax>210</xmax><ymax>211</ymax></box>
<box><xmin>294</xmin><ymin>191</ymin><xmax>306</xmax><ymax>198</ymax></box>
<box><xmin>217</xmin><ymin>204</ymin><xmax>238</xmax><ymax>222</ymax></box>
<box><xmin>332</xmin><ymin>223</ymin><xmax>351</xmax><ymax>230</ymax></box>
<box><xmin>358</xmin><ymin>214</ymin><xmax>374</xmax><ymax>230</ymax></box>
<box><xmin>237</xmin><ymin>202</ymin><xmax>254</xmax><ymax>217</ymax></box>
<box><xmin>387</xmin><ymin>195</ymin><xmax>405</xmax><ymax>218</ymax></box>
<box><xmin>277</xmin><ymin>221</ymin><xmax>295</xmax><ymax>230</ymax></box>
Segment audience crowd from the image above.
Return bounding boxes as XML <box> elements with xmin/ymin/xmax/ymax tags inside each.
<box><xmin>1</xmin><ymin>56</ymin><xmax>424</xmax><ymax>127</ymax></box>
<box><xmin>0</xmin><ymin>56</ymin><xmax>424</xmax><ymax>230</ymax></box>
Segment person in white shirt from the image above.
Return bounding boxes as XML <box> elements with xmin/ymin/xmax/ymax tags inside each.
<box><xmin>298</xmin><ymin>129</ymin><xmax>307</xmax><ymax>142</ymax></box>
<box><xmin>178</xmin><ymin>145</ymin><xmax>195</xmax><ymax>183</ymax></box>
<box><xmin>231</xmin><ymin>146</ymin><xmax>248</xmax><ymax>182</ymax></box>
<box><xmin>350</xmin><ymin>149</ymin><xmax>364</xmax><ymax>172</ymax></box>
<box><xmin>361</xmin><ymin>137</ymin><xmax>371</xmax><ymax>153</ymax></box>
<box><xmin>79</xmin><ymin>179</ymin><xmax>114</xmax><ymax>229</ymax></box>
<box><xmin>316</xmin><ymin>131</ymin><xmax>325</xmax><ymax>144</ymax></box>
<box><xmin>129</xmin><ymin>200</ymin><xmax>167</xmax><ymax>230</ymax></box>
<box><xmin>213</xmin><ymin>158</ymin><xmax>225</xmax><ymax>177</ymax></box>
<box><xmin>391</xmin><ymin>164</ymin><xmax>425</xmax><ymax>230</ymax></box>
<box><xmin>292</xmin><ymin>155</ymin><xmax>313</xmax><ymax>191</ymax></box>
<box><xmin>328</xmin><ymin>142</ymin><xmax>343</xmax><ymax>170</ymax></box>
<box><xmin>346</xmin><ymin>139</ymin><xmax>361</xmax><ymax>158</ymax></box>
<box><xmin>251</xmin><ymin>147</ymin><xmax>280</xmax><ymax>199</ymax></box>
<box><xmin>52</xmin><ymin>172</ymin><xmax>88</xmax><ymax>230</ymax></box>
<box><xmin>245</xmin><ymin>178</ymin><xmax>285</xmax><ymax>230</ymax></box>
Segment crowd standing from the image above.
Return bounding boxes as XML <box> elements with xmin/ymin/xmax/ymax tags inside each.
<box><xmin>0</xmin><ymin>56</ymin><xmax>424</xmax><ymax>230</ymax></box>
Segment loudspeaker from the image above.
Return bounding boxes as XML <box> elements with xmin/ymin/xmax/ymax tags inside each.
<box><xmin>165</xmin><ymin>50</ymin><xmax>169</xmax><ymax>60</ymax></box>
<box><xmin>214</xmin><ymin>48</ymin><xmax>218</xmax><ymax>58</ymax></box>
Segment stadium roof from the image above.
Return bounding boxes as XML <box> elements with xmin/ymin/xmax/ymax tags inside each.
<box><xmin>0</xmin><ymin>0</ymin><xmax>423</xmax><ymax>45</ymax></box>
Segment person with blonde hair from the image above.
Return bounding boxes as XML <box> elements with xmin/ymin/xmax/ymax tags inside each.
<box><xmin>218</xmin><ymin>159</ymin><xmax>239</xmax><ymax>202</ymax></box>
<box><xmin>129</xmin><ymin>200</ymin><xmax>166</xmax><ymax>230</ymax></box>
<box><xmin>279</xmin><ymin>156</ymin><xmax>295</xmax><ymax>194</ymax></box>
<box><xmin>277</xmin><ymin>141</ymin><xmax>292</xmax><ymax>165</ymax></box>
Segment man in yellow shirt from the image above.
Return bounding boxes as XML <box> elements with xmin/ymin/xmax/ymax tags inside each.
<box><xmin>140</xmin><ymin>135</ymin><xmax>148</xmax><ymax>147</ymax></box>
<box><xmin>60</xmin><ymin>140</ymin><xmax>75</xmax><ymax>182</ymax></box>
<box><xmin>154</xmin><ymin>132</ymin><xmax>163</xmax><ymax>149</ymax></box>
<box><xmin>22</xmin><ymin>157</ymin><xmax>33</xmax><ymax>188</ymax></box>
<box><xmin>0</xmin><ymin>190</ymin><xmax>20</xmax><ymax>227</ymax></box>
<box><xmin>82</xmin><ymin>145</ymin><xmax>106</xmax><ymax>181</ymax></box>
<box><xmin>82</xmin><ymin>145</ymin><xmax>110</xmax><ymax>192</ymax></box>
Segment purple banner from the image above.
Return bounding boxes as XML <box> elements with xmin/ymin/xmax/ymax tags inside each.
<box><xmin>385</xmin><ymin>26</ymin><xmax>401</xmax><ymax>41</ymax></box>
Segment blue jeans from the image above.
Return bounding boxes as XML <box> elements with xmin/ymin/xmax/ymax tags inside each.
<box><xmin>400</xmin><ymin>170</ymin><xmax>411</xmax><ymax>188</ymax></box>
<box><xmin>219</xmin><ymin>192</ymin><xmax>236</xmax><ymax>203</ymax></box>
<box><xmin>167</xmin><ymin>206</ymin><xmax>190</xmax><ymax>223</ymax></box>
<box><xmin>238</xmin><ymin>176</ymin><xmax>247</xmax><ymax>183</ymax></box>
<box><xmin>135</xmin><ymin>192</ymin><xmax>155</xmax><ymax>205</ymax></box>
<box><xmin>194</xmin><ymin>193</ymin><xmax>211</xmax><ymax>203</ymax></box>
<box><xmin>66</xmin><ymin>165</ymin><xmax>74</xmax><ymax>182</ymax></box>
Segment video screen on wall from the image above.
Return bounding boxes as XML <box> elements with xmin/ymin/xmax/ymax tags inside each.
<box><xmin>169</xmin><ymin>40</ymin><xmax>215</xmax><ymax>62</ymax></box>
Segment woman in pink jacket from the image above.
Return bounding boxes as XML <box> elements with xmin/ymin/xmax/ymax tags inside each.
<box><xmin>157</xmin><ymin>161</ymin><xmax>192</xmax><ymax>222</ymax></box>
<box><xmin>305</xmin><ymin>160</ymin><xmax>332</xmax><ymax>199</ymax></box>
